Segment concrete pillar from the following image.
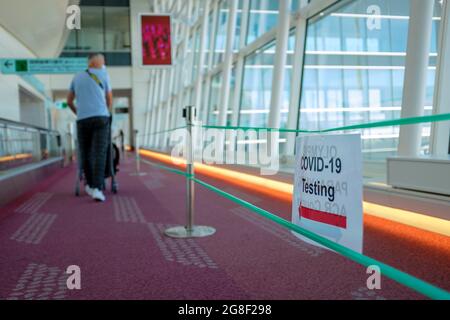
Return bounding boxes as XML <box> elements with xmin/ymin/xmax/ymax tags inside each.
<box><xmin>144</xmin><ymin>71</ymin><xmax>155</xmax><ymax>146</ymax></box>
<box><xmin>286</xmin><ymin>4</ymin><xmax>308</xmax><ymax>156</ymax></box>
<box><xmin>149</xmin><ymin>70</ymin><xmax>161</xmax><ymax>147</ymax></box>
<box><xmin>431</xmin><ymin>0</ymin><xmax>450</xmax><ymax>156</ymax></box>
<box><xmin>268</xmin><ymin>0</ymin><xmax>291</xmax><ymax>129</ymax></box>
<box><xmin>194</xmin><ymin>0</ymin><xmax>211</xmax><ymax>119</ymax></box>
<box><xmin>230</xmin><ymin>0</ymin><xmax>250</xmax><ymax>127</ymax></box>
<box><xmin>218</xmin><ymin>0</ymin><xmax>238</xmax><ymax>127</ymax></box>
<box><xmin>398</xmin><ymin>0</ymin><xmax>435</xmax><ymax>157</ymax></box>
<box><xmin>201</xmin><ymin>1</ymin><xmax>220</xmax><ymax>124</ymax></box>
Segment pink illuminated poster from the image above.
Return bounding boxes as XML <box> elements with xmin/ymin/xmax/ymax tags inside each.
<box><xmin>140</xmin><ymin>15</ymin><xmax>172</xmax><ymax>66</ymax></box>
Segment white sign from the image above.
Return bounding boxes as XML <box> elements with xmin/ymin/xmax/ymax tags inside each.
<box><xmin>291</xmin><ymin>134</ymin><xmax>363</xmax><ymax>253</ymax></box>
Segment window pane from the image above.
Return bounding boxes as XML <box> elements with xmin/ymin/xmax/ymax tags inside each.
<box><xmin>246</xmin><ymin>0</ymin><xmax>279</xmax><ymax>45</ymax></box>
<box><xmin>299</xmin><ymin>0</ymin><xmax>441</xmax><ymax>180</ymax></box>
<box><xmin>78</xmin><ymin>7</ymin><xmax>104</xmax><ymax>51</ymax></box>
<box><xmin>213</xmin><ymin>1</ymin><xmax>229</xmax><ymax>67</ymax></box>
<box><xmin>64</xmin><ymin>30</ymin><xmax>78</xmax><ymax>51</ymax></box>
<box><xmin>239</xmin><ymin>42</ymin><xmax>276</xmax><ymax>128</ymax></box>
<box><xmin>233</xmin><ymin>0</ymin><xmax>244</xmax><ymax>51</ymax></box>
<box><xmin>208</xmin><ymin>72</ymin><xmax>223</xmax><ymax>125</ymax></box>
<box><xmin>205</xmin><ymin>11</ymin><xmax>214</xmax><ymax>67</ymax></box>
<box><xmin>192</xmin><ymin>27</ymin><xmax>201</xmax><ymax>82</ymax></box>
<box><xmin>104</xmin><ymin>7</ymin><xmax>131</xmax><ymax>51</ymax></box>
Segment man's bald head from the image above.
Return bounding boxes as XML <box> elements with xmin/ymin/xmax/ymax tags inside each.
<box><xmin>88</xmin><ymin>53</ymin><xmax>105</xmax><ymax>69</ymax></box>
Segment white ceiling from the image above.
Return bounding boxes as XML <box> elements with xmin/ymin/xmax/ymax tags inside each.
<box><xmin>0</xmin><ymin>0</ymin><xmax>79</xmax><ymax>57</ymax></box>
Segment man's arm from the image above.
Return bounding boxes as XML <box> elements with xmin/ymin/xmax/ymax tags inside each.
<box><xmin>106</xmin><ymin>91</ymin><xmax>113</xmax><ymax>114</ymax></box>
<box><xmin>67</xmin><ymin>91</ymin><xmax>77</xmax><ymax>115</ymax></box>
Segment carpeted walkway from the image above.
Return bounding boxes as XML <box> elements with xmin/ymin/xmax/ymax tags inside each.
<box><xmin>0</xmin><ymin>155</ymin><xmax>449</xmax><ymax>300</ymax></box>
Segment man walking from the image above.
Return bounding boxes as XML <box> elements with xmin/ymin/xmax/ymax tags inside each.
<box><xmin>67</xmin><ymin>53</ymin><xmax>113</xmax><ymax>202</ymax></box>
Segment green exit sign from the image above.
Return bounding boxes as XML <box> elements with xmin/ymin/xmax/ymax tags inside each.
<box><xmin>15</xmin><ymin>60</ymin><xmax>28</xmax><ymax>72</ymax></box>
<box><xmin>55</xmin><ymin>101</ymin><xmax>68</xmax><ymax>109</ymax></box>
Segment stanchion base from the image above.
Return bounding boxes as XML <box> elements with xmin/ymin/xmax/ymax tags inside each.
<box><xmin>164</xmin><ymin>226</ymin><xmax>216</xmax><ymax>238</ymax></box>
<box><xmin>130</xmin><ymin>172</ymin><xmax>148</xmax><ymax>176</ymax></box>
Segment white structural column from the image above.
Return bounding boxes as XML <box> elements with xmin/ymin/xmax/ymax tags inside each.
<box><xmin>144</xmin><ymin>71</ymin><xmax>155</xmax><ymax>146</ymax></box>
<box><xmin>149</xmin><ymin>70</ymin><xmax>161</xmax><ymax>147</ymax></box>
<box><xmin>267</xmin><ymin>0</ymin><xmax>291</xmax><ymax>129</ymax></box>
<box><xmin>257</xmin><ymin>0</ymin><xmax>269</xmax><ymax>36</ymax></box>
<box><xmin>207</xmin><ymin>0</ymin><xmax>219</xmax><ymax>72</ymax></box>
<box><xmin>155</xmin><ymin>70</ymin><xmax>167</xmax><ymax>148</ymax></box>
<box><xmin>183</xmin><ymin>0</ymin><xmax>194</xmax><ymax>89</ymax></box>
<box><xmin>217</xmin><ymin>0</ymin><xmax>238</xmax><ymax>126</ymax></box>
<box><xmin>431</xmin><ymin>0</ymin><xmax>450</xmax><ymax>156</ymax></box>
<box><xmin>231</xmin><ymin>0</ymin><xmax>250</xmax><ymax>126</ymax></box>
<box><xmin>201</xmin><ymin>1</ymin><xmax>220</xmax><ymax>124</ymax></box>
<box><xmin>286</xmin><ymin>1</ymin><xmax>308</xmax><ymax>155</ymax></box>
<box><xmin>169</xmin><ymin>0</ymin><xmax>184</xmax><ymax>131</ymax></box>
<box><xmin>162</xmin><ymin>9</ymin><xmax>182</xmax><ymax>148</ymax></box>
<box><xmin>398</xmin><ymin>0</ymin><xmax>435</xmax><ymax>157</ymax></box>
<box><xmin>194</xmin><ymin>0</ymin><xmax>210</xmax><ymax>117</ymax></box>
<box><xmin>175</xmin><ymin>0</ymin><xmax>193</xmax><ymax>128</ymax></box>
<box><xmin>130</xmin><ymin>0</ymin><xmax>152</xmax><ymax>148</ymax></box>
<box><xmin>150</xmin><ymin>0</ymin><xmax>162</xmax><ymax>147</ymax></box>
<box><xmin>163</xmin><ymin>69</ymin><xmax>174</xmax><ymax>148</ymax></box>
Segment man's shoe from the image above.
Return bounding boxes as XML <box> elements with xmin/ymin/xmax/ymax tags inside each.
<box><xmin>92</xmin><ymin>189</ymin><xmax>106</xmax><ymax>202</ymax></box>
<box><xmin>85</xmin><ymin>185</ymin><xmax>94</xmax><ymax>197</ymax></box>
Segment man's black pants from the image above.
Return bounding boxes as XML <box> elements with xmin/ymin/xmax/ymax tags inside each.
<box><xmin>77</xmin><ymin>116</ymin><xmax>110</xmax><ymax>190</ymax></box>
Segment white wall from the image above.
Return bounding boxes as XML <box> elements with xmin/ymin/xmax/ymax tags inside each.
<box><xmin>0</xmin><ymin>0</ymin><xmax>74</xmax><ymax>58</ymax></box>
<box><xmin>19</xmin><ymin>87</ymin><xmax>46</xmax><ymax>127</ymax></box>
<box><xmin>0</xmin><ymin>25</ymin><xmax>50</xmax><ymax>123</ymax></box>
<box><xmin>0</xmin><ymin>0</ymin><xmax>74</xmax><ymax>125</ymax></box>
<box><xmin>130</xmin><ymin>0</ymin><xmax>152</xmax><ymax>139</ymax></box>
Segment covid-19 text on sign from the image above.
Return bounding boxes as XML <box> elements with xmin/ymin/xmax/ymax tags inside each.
<box><xmin>291</xmin><ymin>134</ymin><xmax>363</xmax><ymax>253</ymax></box>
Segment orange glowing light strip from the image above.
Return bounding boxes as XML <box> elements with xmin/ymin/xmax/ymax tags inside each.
<box><xmin>139</xmin><ymin>149</ymin><xmax>450</xmax><ymax>237</ymax></box>
<box><xmin>139</xmin><ymin>149</ymin><xmax>293</xmax><ymax>202</ymax></box>
<box><xmin>0</xmin><ymin>153</ymin><xmax>32</xmax><ymax>163</ymax></box>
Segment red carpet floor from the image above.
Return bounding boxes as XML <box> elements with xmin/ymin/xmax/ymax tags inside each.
<box><xmin>0</xmin><ymin>155</ymin><xmax>449</xmax><ymax>300</ymax></box>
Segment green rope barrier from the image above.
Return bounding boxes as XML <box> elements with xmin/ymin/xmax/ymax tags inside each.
<box><xmin>141</xmin><ymin>126</ymin><xmax>187</xmax><ymax>138</ymax></box>
<box><xmin>191</xmin><ymin>177</ymin><xmax>450</xmax><ymax>301</ymax></box>
<box><xmin>140</xmin><ymin>156</ymin><xmax>450</xmax><ymax>300</ymax></box>
<box><xmin>200</xmin><ymin>113</ymin><xmax>450</xmax><ymax>133</ymax></box>
<box><xmin>141</xmin><ymin>113</ymin><xmax>450</xmax><ymax>140</ymax></box>
<box><xmin>138</xmin><ymin>112</ymin><xmax>450</xmax><ymax>299</ymax></box>
<box><xmin>141</xmin><ymin>159</ymin><xmax>189</xmax><ymax>177</ymax></box>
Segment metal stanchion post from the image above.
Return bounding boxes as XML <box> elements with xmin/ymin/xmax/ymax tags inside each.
<box><xmin>165</xmin><ymin>106</ymin><xmax>216</xmax><ymax>238</ymax></box>
<box><xmin>131</xmin><ymin>129</ymin><xmax>147</xmax><ymax>176</ymax></box>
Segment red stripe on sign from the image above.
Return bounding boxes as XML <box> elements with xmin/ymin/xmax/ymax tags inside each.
<box><xmin>300</xmin><ymin>205</ymin><xmax>347</xmax><ymax>229</ymax></box>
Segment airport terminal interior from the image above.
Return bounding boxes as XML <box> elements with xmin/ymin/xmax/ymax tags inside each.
<box><xmin>0</xmin><ymin>0</ymin><xmax>449</xmax><ymax>301</ymax></box>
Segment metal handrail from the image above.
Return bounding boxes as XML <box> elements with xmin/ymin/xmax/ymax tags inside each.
<box><xmin>0</xmin><ymin>117</ymin><xmax>59</xmax><ymax>135</ymax></box>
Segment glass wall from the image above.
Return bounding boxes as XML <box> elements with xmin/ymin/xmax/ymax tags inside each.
<box><xmin>191</xmin><ymin>26</ymin><xmax>202</xmax><ymax>83</ymax></box>
<box><xmin>77</xmin><ymin>7</ymin><xmax>104</xmax><ymax>52</ymax></box>
<box><xmin>228</xmin><ymin>66</ymin><xmax>237</xmax><ymax>126</ymax></box>
<box><xmin>185</xmin><ymin>35</ymin><xmax>195</xmax><ymax>86</ymax></box>
<box><xmin>205</xmin><ymin>10</ymin><xmax>215</xmax><ymax>67</ymax></box>
<box><xmin>282</xmin><ymin>32</ymin><xmax>296</xmax><ymax>129</ymax></box>
<box><xmin>61</xmin><ymin>4</ymin><xmax>131</xmax><ymax>66</ymax></box>
<box><xmin>213</xmin><ymin>1</ymin><xmax>230</xmax><ymax>67</ymax></box>
<box><xmin>246</xmin><ymin>0</ymin><xmax>279</xmax><ymax>44</ymax></box>
<box><xmin>143</xmin><ymin>0</ymin><xmax>446</xmax><ymax>184</ymax></box>
<box><xmin>239</xmin><ymin>41</ymin><xmax>276</xmax><ymax>128</ymax></box>
<box><xmin>105</xmin><ymin>7</ymin><xmax>131</xmax><ymax>51</ymax></box>
<box><xmin>234</xmin><ymin>0</ymin><xmax>245</xmax><ymax>51</ymax></box>
<box><xmin>298</xmin><ymin>0</ymin><xmax>441</xmax><ymax>166</ymax></box>
<box><xmin>0</xmin><ymin>120</ymin><xmax>61</xmax><ymax>173</ymax></box>
<box><xmin>207</xmin><ymin>72</ymin><xmax>223</xmax><ymax>125</ymax></box>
